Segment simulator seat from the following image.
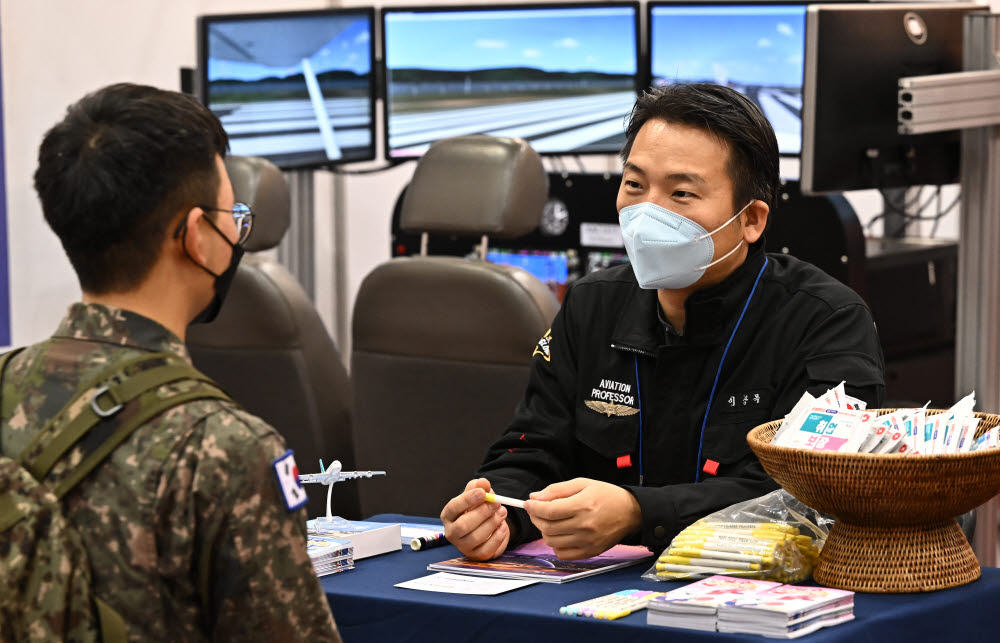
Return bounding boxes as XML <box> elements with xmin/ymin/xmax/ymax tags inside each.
<box><xmin>187</xmin><ymin>155</ymin><xmax>359</xmax><ymax>519</ymax></box>
<box><xmin>351</xmin><ymin>135</ymin><xmax>559</xmax><ymax>518</ymax></box>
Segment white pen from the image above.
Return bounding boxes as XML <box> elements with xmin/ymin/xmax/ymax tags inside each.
<box><xmin>484</xmin><ymin>492</ymin><xmax>525</xmax><ymax>509</ymax></box>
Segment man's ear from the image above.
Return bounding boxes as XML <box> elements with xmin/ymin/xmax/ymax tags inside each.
<box><xmin>742</xmin><ymin>200</ymin><xmax>769</xmax><ymax>244</ymax></box>
<box><xmin>175</xmin><ymin>207</ymin><xmax>210</xmax><ymax>265</ymax></box>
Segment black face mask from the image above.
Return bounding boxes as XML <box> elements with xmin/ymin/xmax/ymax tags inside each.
<box><xmin>180</xmin><ymin>215</ymin><xmax>245</xmax><ymax>325</ymax></box>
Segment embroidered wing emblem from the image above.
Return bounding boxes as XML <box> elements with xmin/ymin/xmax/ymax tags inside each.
<box><xmin>585</xmin><ymin>400</ymin><xmax>640</xmax><ymax>417</ymax></box>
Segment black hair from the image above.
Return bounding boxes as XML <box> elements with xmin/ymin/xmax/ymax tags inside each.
<box><xmin>33</xmin><ymin>83</ymin><xmax>229</xmax><ymax>293</ymax></box>
<box><xmin>621</xmin><ymin>83</ymin><xmax>780</xmax><ymax>210</ymax></box>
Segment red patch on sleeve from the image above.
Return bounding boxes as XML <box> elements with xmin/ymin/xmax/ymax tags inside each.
<box><xmin>616</xmin><ymin>454</ymin><xmax>632</xmax><ymax>469</ymax></box>
<box><xmin>702</xmin><ymin>459</ymin><xmax>720</xmax><ymax>476</ymax></box>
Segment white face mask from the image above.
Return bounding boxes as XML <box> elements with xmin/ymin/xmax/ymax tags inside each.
<box><xmin>618</xmin><ymin>201</ymin><xmax>752</xmax><ymax>290</ymax></box>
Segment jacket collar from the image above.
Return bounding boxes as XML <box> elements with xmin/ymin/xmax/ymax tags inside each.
<box><xmin>612</xmin><ymin>240</ymin><xmax>768</xmax><ymax>354</ymax></box>
<box><xmin>52</xmin><ymin>302</ymin><xmax>191</xmax><ymax>361</ymax></box>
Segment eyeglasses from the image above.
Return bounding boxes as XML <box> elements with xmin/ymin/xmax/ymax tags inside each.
<box><xmin>197</xmin><ymin>202</ymin><xmax>254</xmax><ymax>245</ymax></box>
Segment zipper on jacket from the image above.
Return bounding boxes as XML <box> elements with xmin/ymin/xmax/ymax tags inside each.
<box><xmin>610</xmin><ymin>343</ymin><xmax>656</xmax><ymax>358</ymax></box>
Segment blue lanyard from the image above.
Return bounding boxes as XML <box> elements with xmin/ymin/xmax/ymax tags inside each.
<box><xmin>632</xmin><ymin>258</ymin><xmax>769</xmax><ymax>486</ymax></box>
<box><xmin>694</xmin><ymin>257</ymin><xmax>769</xmax><ymax>482</ymax></box>
<box><xmin>633</xmin><ymin>356</ymin><xmax>644</xmax><ymax>486</ymax></box>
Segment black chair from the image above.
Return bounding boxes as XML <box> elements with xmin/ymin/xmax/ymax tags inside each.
<box><xmin>351</xmin><ymin>136</ymin><xmax>559</xmax><ymax>518</ymax></box>
<box><xmin>187</xmin><ymin>156</ymin><xmax>359</xmax><ymax>519</ymax></box>
<box><xmin>765</xmin><ymin>180</ymin><xmax>867</xmax><ymax>300</ymax></box>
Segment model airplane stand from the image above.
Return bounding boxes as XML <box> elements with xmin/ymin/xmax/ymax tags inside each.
<box><xmin>299</xmin><ymin>459</ymin><xmax>386</xmax><ymax>524</ymax></box>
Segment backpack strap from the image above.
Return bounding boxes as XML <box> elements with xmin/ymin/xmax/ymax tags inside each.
<box><xmin>94</xmin><ymin>597</ymin><xmax>128</xmax><ymax>643</ymax></box>
<box><xmin>22</xmin><ymin>354</ymin><xmax>232</xmax><ymax>498</ymax></box>
<box><xmin>53</xmin><ymin>376</ymin><xmax>231</xmax><ymax>499</ymax></box>
<box><xmin>0</xmin><ymin>347</ymin><xmax>26</xmax><ymax>455</ymax></box>
<box><xmin>19</xmin><ymin>353</ymin><xmax>225</xmax><ymax>484</ymax></box>
<box><xmin>14</xmin><ymin>351</ymin><xmax>175</xmax><ymax>471</ymax></box>
<box><xmin>4</xmin><ymin>349</ymin><xmax>233</xmax><ymax>643</ymax></box>
<box><xmin>0</xmin><ymin>347</ymin><xmax>25</xmax><ymax>382</ymax></box>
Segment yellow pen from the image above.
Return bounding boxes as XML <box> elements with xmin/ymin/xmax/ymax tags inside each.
<box><xmin>696</xmin><ymin>521</ymin><xmax>799</xmax><ymax>535</ymax></box>
<box><xmin>667</xmin><ymin>547</ymin><xmax>774</xmax><ymax>565</ymax></box>
<box><xmin>656</xmin><ymin>562</ymin><xmax>753</xmax><ymax>574</ymax></box>
<box><xmin>483</xmin><ymin>492</ymin><xmax>525</xmax><ymax>509</ymax></box>
<box><xmin>658</xmin><ymin>555</ymin><xmax>761</xmax><ymax>571</ymax></box>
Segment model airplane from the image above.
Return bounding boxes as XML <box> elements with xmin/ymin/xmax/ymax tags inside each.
<box><xmin>298</xmin><ymin>459</ymin><xmax>386</xmax><ymax>486</ymax></box>
<box><xmin>300</xmin><ymin>459</ymin><xmax>386</xmax><ymax>521</ymax></box>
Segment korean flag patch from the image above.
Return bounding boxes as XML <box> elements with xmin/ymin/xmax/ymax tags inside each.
<box><xmin>273</xmin><ymin>450</ymin><xmax>308</xmax><ymax>512</ymax></box>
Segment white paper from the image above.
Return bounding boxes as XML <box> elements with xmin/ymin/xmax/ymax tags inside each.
<box><xmin>395</xmin><ymin>572</ymin><xmax>538</xmax><ymax>595</ymax></box>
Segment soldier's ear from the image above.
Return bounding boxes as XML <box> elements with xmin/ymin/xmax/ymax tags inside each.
<box><xmin>174</xmin><ymin>207</ymin><xmax>211</xmax><ymax>264</ymax></box>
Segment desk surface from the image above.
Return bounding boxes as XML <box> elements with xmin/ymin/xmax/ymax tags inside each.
<box><xmin>323</xmin><ymin>516</ymin><xmax>1000</xmax><ymax>642</ymax></box>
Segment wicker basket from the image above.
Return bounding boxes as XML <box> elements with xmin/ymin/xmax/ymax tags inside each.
<box><xmin>747</xmin><ymin>410</ymin><xmax>1000</xmax><ymax>593</ymax></box>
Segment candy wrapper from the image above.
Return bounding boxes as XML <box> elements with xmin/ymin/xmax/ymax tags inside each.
<box><xmin>643</xmin><ymin>489</ymin><xmax>831</xmax><ymax>584</ymax></box>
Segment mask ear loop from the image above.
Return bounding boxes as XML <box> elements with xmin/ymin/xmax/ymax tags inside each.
<box><xmin>697</xmin><ymin>239</ymin><xmax>745</xmax><ymax>272</ymax></box>
<box><xmin>694</xmin><ymin>201</ymin><xmax>754</xmax><ymax>241</ymax></box>
<box><xmin>694</xmin><ymin>201</ymin><xmax>754</xmax><ymax>271</ymax></box>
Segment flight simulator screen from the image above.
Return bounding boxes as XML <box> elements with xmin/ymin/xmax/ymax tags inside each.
<box><xmin>382</xmin><ymin>4</ymin><xmax>640</xmax><ymax>158</ymax></box>
<box><xmin>649</xmin><ymin>3</ymin><xmax>806</xmax><ymax>156</ymax></box>
<box><xmin>199</xmin><ymin>9</ymin><xmax>376</xmax><ymax>169</ymax></box>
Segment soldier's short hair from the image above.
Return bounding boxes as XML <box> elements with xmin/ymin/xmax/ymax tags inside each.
<box><xmin>621</xmin><ymin>83</ymin><xmax>780</xmax><ymax>211</ymax></box>
<box><xmin>34</xmin><ymin>83</ymin><xmax>229</xmax><ymax>294</ymax></box>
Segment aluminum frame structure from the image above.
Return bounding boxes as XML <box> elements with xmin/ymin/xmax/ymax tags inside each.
<box><xmin>897</xmin><ymin>11</ymin><xmax>1000</xmax><ymax>567</ymax></box>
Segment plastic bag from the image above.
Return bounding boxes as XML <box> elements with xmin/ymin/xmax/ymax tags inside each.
<box><xmin>642</xmin><ymin>489</ymin><xmax>832</xmax><ymax>584</ymax></box>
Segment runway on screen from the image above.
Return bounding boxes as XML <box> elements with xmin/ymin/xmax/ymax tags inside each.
<box><xmin>387</xmin><ymin>91</ymin><xmax>638</xmax><ymax>155</ymax></box>
<box><xmin>213</xmin><ymin>96</ymin><xmax>372</xmax><ymax>163</ymax></box>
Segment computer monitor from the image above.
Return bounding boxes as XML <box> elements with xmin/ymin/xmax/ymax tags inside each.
<box><xmin>198</xmin><ymin>8</ymin><xmax>376</xmax><ymax>169</ymax></box>
<box><xmin>801</xmin><ymin>3</ymin><xmax>983</xmax><ymax>194</ymax></box>
<box><xmin>648</xmin><ymin>2</ymin><xmax>807</xmax><ymax>157</ymax></box>
<box><xmin>381</xmin><ymin>3</ymin><xmax>641</xmax><ymax>159</ymax></box>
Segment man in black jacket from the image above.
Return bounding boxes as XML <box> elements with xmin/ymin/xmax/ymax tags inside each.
<box><xmin>441</xmin><ymin>83</ymin><xmax>884</xmax><ymax>561</ymax></box>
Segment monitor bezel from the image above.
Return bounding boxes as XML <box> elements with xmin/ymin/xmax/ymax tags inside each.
<box><xmin>197</xmin><ymin>6</ymin><xmax>378</xmax><ymax>170</ymax></box>
<box><xmin>800</xmin><ymin>2</ymin><xmax>982</xmax><ymax>194</ymax></box>
<box><xmin>645</xmin><ymin>0</ymin><xmax>811</xmax><ymax>159</ymax></box>
<box><xmin>379</xmin><ymin>1</ymin><xmax>642</xmax><ymax>161</ymax></box>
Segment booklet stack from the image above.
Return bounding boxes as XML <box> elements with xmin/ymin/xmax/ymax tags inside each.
<box><xmin>307</xmin><ymin>535</ymin><xmax>354</xmax><ymax>577</ymax></box>
<box><xmin>428</xmin><ymin>539</ymin><xmax>651</xmax><ymax>583</ymax></box>
<box><xmin>307</xmin><ymin>517</ymin><xmax>402</xmax><ymax>560</ymax></box>
<box><xmin>646</xmin><ymin>576</ymin><xmax>780</xmax><ymax>631</ymax></box>
<box><xmin>717</xmin><ymin>584</ymin><xmax>855</xmax><ymax>638</ymax></box>
<box><xmin>647</xmin><ymin>576</ymin><xmax>854</xmax><ymax>638</ymax></box>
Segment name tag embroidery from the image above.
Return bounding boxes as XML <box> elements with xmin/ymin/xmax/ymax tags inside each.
<box><xmin>720</xmin><ymin>388</ymin><xmax>772</xmax><ymax>414</ymax></box>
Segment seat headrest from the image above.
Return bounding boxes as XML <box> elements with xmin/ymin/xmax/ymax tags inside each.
<box><xmin>400</xmin><ymin>135</ymin><xmax>548</xmax><ymax>239</ymax></box>
<box><xmin>224</xmin><ymin>155</ymin><xmax>291</xmax><ymax>252</ymax></box>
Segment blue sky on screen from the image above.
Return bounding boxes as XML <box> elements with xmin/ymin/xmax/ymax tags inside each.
<box><xmin>651</xmin><ymin>5</ymin><xmax>805</xmax><ymax>87</ymax></box>
<box><xmin>385</xmin><ymin>8</ymin><xmax>636</xmax><ymax>74</ymax></box>
<box><xmin>208</xmin><ymin>16</ymin><xmax>371</xmax><ymax>81</ymax></box>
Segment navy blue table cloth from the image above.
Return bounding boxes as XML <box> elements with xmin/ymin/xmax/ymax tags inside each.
<box><xmin>322</xmin><ymin>515</ymin><xmax>1000</xmax><ymax>642</ymax></box>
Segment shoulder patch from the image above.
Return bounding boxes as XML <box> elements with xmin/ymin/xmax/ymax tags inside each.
<box><xmin>272</xmin><ymin>450</ymin><xmax>308</xmax><ymax>512</ymax></box>
<box><xmin>532</xmin><ymin>328</ymin><xmax>553</xmax><ymax>362</ymax></box>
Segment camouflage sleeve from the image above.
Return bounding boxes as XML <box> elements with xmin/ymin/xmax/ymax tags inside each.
<box><xmin>190</xmin><ymin>409</ymin><xmax>341</xmax><ymax>642</ymax></box>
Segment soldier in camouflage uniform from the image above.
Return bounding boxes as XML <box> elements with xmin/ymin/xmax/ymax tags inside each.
<box><xmin>0</xmin><ymin>83</ymin><xmax>341</xmax><ymax>641</ymax></box>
